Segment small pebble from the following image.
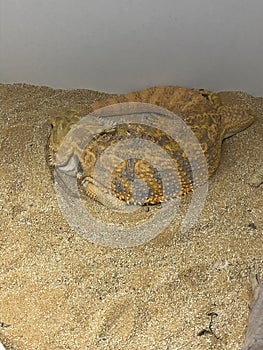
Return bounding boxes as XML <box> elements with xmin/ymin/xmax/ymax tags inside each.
<box><xmin>248</xmin><ymin>222</ymin><xmax>257</xmax><ymax>229</ymax></box>
<box><xmin>249</xmin><ymin>165</ymin><xmax>263</xmax><ymax>187</ymax></box>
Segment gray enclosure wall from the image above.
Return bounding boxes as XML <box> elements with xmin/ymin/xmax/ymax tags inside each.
<box><xmin>1</xmin><ymin>0</ymin><xmax>263</xmax><ymax>95</ymax></box>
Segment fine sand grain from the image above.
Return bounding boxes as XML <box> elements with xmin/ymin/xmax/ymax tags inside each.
<box><xmin>0</xmin><ymin>83</ymin><xmax>262</xmax><ymax>350</ymax></box>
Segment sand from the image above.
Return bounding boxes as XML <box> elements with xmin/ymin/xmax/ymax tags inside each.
<box><xmin>0</xmin><ymin>83</ymin><xmax>262</xmax><ymax>350</ymax></box>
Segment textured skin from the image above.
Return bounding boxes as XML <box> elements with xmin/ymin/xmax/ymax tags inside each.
<box><xmin>48</xmin><ymin>85</ymin><xmax>255</xmax><ymax>205</ymax></box>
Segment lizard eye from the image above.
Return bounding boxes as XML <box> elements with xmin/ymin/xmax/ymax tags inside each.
<box><xmin>201</xmin><ymin>92</ymin><xmax>210</xmax><ymax>100</ymax></box>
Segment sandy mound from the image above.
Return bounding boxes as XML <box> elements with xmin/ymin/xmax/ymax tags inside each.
<box><xmin>0</xmin><ymin>83</ymin><xmax>262</xmax><ymax>350</ymax></box>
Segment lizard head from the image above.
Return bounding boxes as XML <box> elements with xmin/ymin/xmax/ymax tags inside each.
<box><xmin>48</xmin><ymin>112</ymin><xmax>82</xmax><ymax>166</ymax></box>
